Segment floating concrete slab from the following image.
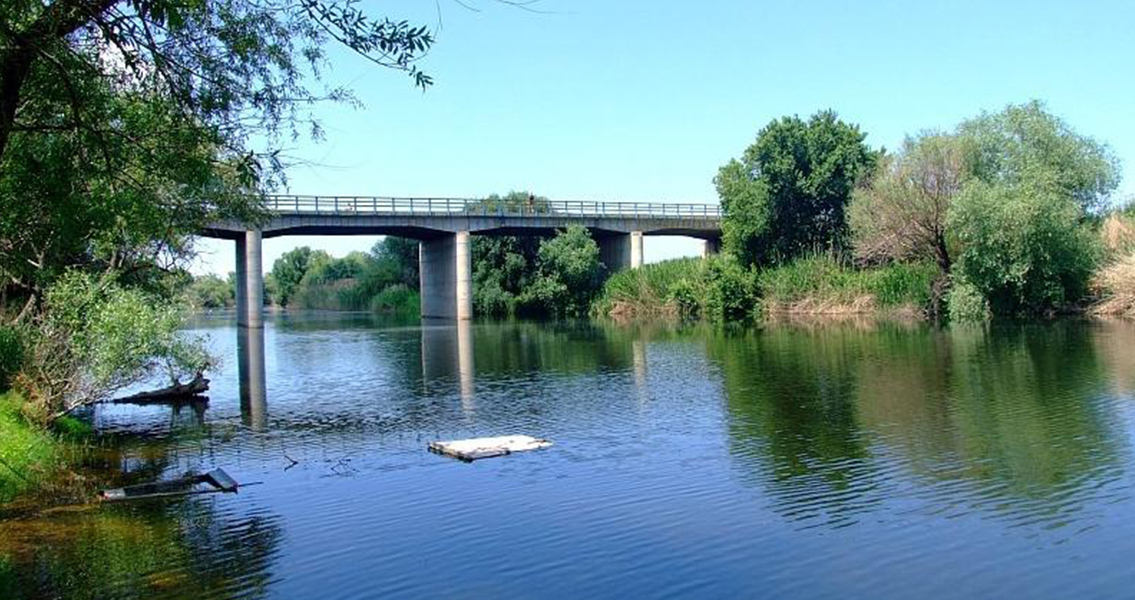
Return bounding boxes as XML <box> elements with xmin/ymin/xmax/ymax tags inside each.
<box><xmin>429</xmin><ymin>435</ymin><xmax>553</xmax><ymax>461</ymax></box>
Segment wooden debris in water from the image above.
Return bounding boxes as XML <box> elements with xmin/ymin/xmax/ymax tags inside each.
<box><xmin>428</xmin><ymin>435</ymin><xmax>553</xmax><ymax>461</ymax></box>
<box><xmin>99</xmin><ymin>468</ymin><xmax>243</xmax><ymax>502</ymax></box>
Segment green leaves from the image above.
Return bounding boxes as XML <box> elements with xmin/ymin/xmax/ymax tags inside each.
<box><xmin>717</xmin><ymin>110</ymin><xmax>879</xmax><ymax>267</ymax></box>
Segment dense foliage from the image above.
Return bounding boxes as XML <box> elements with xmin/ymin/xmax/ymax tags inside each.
<box><xmin>0</xmin><ymin>0</ymin><xmax>439</xmax><ymax>419</ymax></box>
<box><xmin>715</xmin><ymin>111</ymin><xmax>880</xmax><ymax>267</ymax></box>
<box><xmin>265</xmin><ymin>237</ymin><xmax>420</xmax><ymax>313</ymax></box>
<box><xmin>182</xmin><ymin>275</ymin><xmax>235</xmax><ymax>310</ymax></box>
<box><xmin>15</xmin><ymin>271</ymin><xmax>209</xmax><ymax>420</ymax></box>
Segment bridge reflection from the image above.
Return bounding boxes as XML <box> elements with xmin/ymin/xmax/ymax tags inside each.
<box><xmin>420</xmin><ymin>319</ymin><xmax>476</xmax><ymax>414</ymax></box>
<box><xmin>237</xmin><ymin>326</ymin><xmax>268</xmax><ymax>431</ymax></box>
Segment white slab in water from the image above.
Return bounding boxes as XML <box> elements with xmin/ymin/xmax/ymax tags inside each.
<box><xmin>429</xmin><ymin>435</ymin><xmax>553</xmax><ymax>461</ymax></box>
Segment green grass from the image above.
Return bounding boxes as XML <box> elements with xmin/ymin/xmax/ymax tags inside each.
<box><xmin>757</xmin><ymin>255</ymin><xmax>937</xmax><ymax>311</ymax></box>
<box><xmin>370</xmin><ymin>285</ymin><xmax>420</xmax><ymax>315</ymax></box>
<box><xmin>592</xmin><ymin>258</ymin><xmax>705</xmax><ymax>317</ymax></box>
<box><xmin>0</xmin><ymin>392</ymin><xmax>59</xmax><ymax>503</ymax></box>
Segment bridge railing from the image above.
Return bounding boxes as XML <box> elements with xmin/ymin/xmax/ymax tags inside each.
<box><xmin>263</xmin><ymin>195</ymin><xmax>721</xmax><ymax>220</ymax></box>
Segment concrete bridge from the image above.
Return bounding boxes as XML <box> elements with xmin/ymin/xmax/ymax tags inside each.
<box><xmin>203</xmin><ymin>195</ymin><xmax>723</xmax><ymax>324</ymax></box>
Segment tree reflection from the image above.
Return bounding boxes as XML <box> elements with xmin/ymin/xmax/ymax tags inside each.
<box><xmin>714</xmin><ymin>321</ymin><xmax>1127</xmax><ymax>530</ymax></box>
<box><xmin>0</xmin><ymin>497</ymin><xmax>283</xmax><ymax>600</ymax></box>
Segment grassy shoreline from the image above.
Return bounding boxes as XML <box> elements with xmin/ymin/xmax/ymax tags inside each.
<box><xmin>0</xmin><ymin>392</ymin><xmax>91</xmax><ymax>506</ymax></box>
<box><xmin>593</xmin><ymin>256</ymin><xmax>939</xmax><ymax>322</ymax></box>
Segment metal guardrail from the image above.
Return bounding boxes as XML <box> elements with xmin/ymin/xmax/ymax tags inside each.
<box><xmin>263</xmin><ymin>195</ymin><xmax>722</xmax><ymax>220</ymax></box>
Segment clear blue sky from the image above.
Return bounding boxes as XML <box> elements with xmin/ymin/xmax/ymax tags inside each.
<box><xmin>193</xmin><ymin>0</ymin><xmax>1135</xmax><ymax>276</ymax></box>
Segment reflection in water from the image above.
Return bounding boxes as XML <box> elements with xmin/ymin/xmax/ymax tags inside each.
<box><xmin>420</xmin><ymin>319</ymin><xmax>476</xmax><ymax>415</ymax></box>
<box><xmin>0</xmin><ymin>499</ymin><xmax>284</xmax><ymax>600</ymax></box>
<box><xmin>237</xmin><ymin>326</ymin><xmax>267</xmax><ymax>431</ymax></box>
<box><xmin>6</xmin><ymin>316</ymin><xmax>1135</xmax><ymax>600</ymax></box>
<box><xmin>711</xmin><ymin>322</ymin><xmax>1130</xmax><ymax>532</ymax></box>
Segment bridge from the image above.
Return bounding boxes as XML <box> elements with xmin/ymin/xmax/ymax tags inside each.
<box><xmin>204</xmin><ymin>195</ymin><xmax>723</xmax><ymax>324</ymax></box>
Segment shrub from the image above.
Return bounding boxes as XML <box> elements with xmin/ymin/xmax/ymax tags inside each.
<box><xmin>16</xmin><ymin>271</ymin><xmax>212</xmax><ymax>418</ymax></box>
<box><xmin>370</xmin><ymin>285</ymin><xmax>420</xmax><ymax>315</ymax></box>
<box><xmin>0</xmin><ymin>326</ymin><xmax>23</xmax><ymax>392</ymax></box>
<box><xmin>946</xmin><ymin>280</ymin><xmax>991</xmax><ymax>323</ymax></box>
<box><xmin>948</xmin><ymin>181</ymin><xmax>1099</xmax><ymax>315</ymax></box>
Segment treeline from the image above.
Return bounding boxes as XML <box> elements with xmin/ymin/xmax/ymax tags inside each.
<box><xmin>596</xmin><ymin>101</ymin><xmax>1135</xmax><ymax>322</ymax></box>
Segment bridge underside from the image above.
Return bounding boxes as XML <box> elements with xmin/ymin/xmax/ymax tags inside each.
<box><xmin>210</xmin><ymin>214</ymin><xmax>721</xmax><ymax>323</ymax></box>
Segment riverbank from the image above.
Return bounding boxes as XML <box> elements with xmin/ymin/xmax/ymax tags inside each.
<box><xmin>593</xmin><ymin>256</ymin><xmax>938</xmax><ymax>322</ymax></box>
<box><xmin>0</xmin><ymin>392</ymin><xmax>92</xmax><ymax>507</ymax></box>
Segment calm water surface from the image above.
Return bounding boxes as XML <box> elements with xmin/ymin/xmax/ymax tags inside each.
<box><xmin>3</xmin><ymin>315</ymin><xmax>1135</xmax><ymax>599</ymax></box>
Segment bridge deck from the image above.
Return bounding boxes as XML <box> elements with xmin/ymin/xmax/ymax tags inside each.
<box><xmin>262</xmin><ymin>195</ymin><xmax>722</xmax><ymax>219</ymax></box>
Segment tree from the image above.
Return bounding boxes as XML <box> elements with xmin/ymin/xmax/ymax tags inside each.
<box><xmin>520</xmin><ymin>225</ymin><xmax>604</xmax><ymax>317</ymax></box>
<box><xmin>849</xmin><ymin>133</ymin><xmax>967</xmax><ymax>274</ymax></box>
<box><xmin>470</xmin><ymin>192</ymin><xmax>550</xmax><ymax>316</ymax></box>
<box><xmin>946</xmin><ymin>102</ymin><xmax>1120</xmax><ymax>317</ymax></box>
<box><xmin>716</xmin><ymin>111</ymin><xmax>880</xmax><ymax>267</ymax></box>
<box><xmin>948</xmin><ymin>181</ymin><xmax>1099</xmax><ymax>315</ymax></box>
<box><xmin>959</xmin><ymin>100</ymin><xmax>1119</xmax><ymax>213</ymax></box>
<box><xmin>268</xmin><ymin>247</ymin><xmax>326</xmax><ymax>306</ymax></box>
<box><xmin>371</xmin><ymin>236</ymin><xmax>419</xmax><ymax>289</ymax></box>
<box><xmin>0</xmin><ymin>0</ymin><xmax>436</xmax><ymax>314</ymax></box>
<box><xmin>183</xmin><ymin>274</ymin><xmax>234</xmax><ymax>309</ymax></box>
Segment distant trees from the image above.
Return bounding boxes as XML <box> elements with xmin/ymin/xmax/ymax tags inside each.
<box><xmin>715</xmin><ymin>111</ymin><xmax>880</xmax><ymax>267</ymax></box>
<box><xmin>183</xmin><ymin>275</ymin><xmax>235</xmax><ymax>310</ymax></box>
<box><xmin>262</xmin><ymin>239</ymin><xmax>419</xmax><ymax>312</ymax></box>
<box><xmin>522</xmin><ymin>225</ymin><xmax>606</xmax><ymax>317</ymax></box>
<box><xmin>268</xmin><ymin>247</ymin><xmax>328</xmax><ymax>307</ymax></box>
<box><xmin>468</xmin><ymin>191</ymin><xmax>609</xmax><ymax>318</ymax></box>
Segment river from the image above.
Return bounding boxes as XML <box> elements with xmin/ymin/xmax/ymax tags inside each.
<box><xmin>2</xmin><ymin>314</ymin><xmax>1135</xmax><ymax>599</ymax></box>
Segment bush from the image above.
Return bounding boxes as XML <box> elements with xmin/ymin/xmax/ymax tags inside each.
<box><xmin>0</xmin><ymin>326</ymin><xmax>23</xmax><ymax>392</ymax></box>
<box><xmin>370</xmin><ymin>284</ymin><xmax>420</xmax><ymax>315</ymax></box>
<box><xmin>592</xmin><ymin>256</ymin><xmax>756</xmax><ymax>322</ymax></box>
<box><xmin>16</xmin><ymin>271</ymin><xmax>212</xmax><ymax>418</ymax></box>
<box><xmin>948</xmin><ymin>181</ymin><xmax>1099</xmax><ymax>315</ymax></box>
<box><xmin>946</xmin><ymin>280</ymin><xmax>991</xmax><ymax>323</ymax></box>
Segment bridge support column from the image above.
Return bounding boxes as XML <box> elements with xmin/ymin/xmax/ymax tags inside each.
<box><xmin>599</xmin><ymin>231</ymin><xmax>644</xmax><ymax>272</ymax></box>
<box><xmin>235</xmin><ymin>229</ymin><xmax>264</xmax><ymax>329</ymax></box>
<box><xmin>630</xmin><ymin>231</ymin><xmax>644</xmax><ymax>269</ymax></box>
<box><xmin>419</xmin><ymin>231</ymin><xmax>473</xmax><ymax>320</ymax></box>
<box><xmin>702</xmin><ymin>237</ymin><xmax>722</xmax><ymax>259</ymax></box>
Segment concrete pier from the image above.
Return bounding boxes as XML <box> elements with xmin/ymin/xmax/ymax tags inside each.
<box><xmin>235</xmin><ymin>229</ymin><xmax>263</xmax><ymax>329</ymax></box>
<box><xmin>419</xmin><ymin>232</ymin><xmax>473</xmax><ymax>320</ymax></box>
<box><xmin>599</xmin><ymin>231</ymin><xmax>645</xmax><ymax>271</ymax></box>
<box><xmin>630</xmin><ymin>231</ymin><xmax>644</xmax><ymax>269</ymax></box>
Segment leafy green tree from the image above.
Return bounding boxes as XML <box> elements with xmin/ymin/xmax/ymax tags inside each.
<box><xmin>948</xmin><ymin>181</ymin><xmax>1100</xmax><ymax>316</ymax></box>
<box><xmin>716</xmin><ymin>111</ymin><xmax>880</xmax><ymax>267</ymax></box>
<box><xmin>372</xmin><ymin>237</ymin><xmax>420</xmax><ymax>289</ymax></box>
<box><xmin>268</xmin><ymin>247</ymin><xmax>326</xmax><ymax>306</ymax></box>
<box><xmin>182</xmin><ymin>274</ymin><xmax>235</xmax><ymax>310</ymax></box>
<box><xmin>469</xmin><ymin>192</ymin><xmax>550</xmax><ymax>316</ymax></box>
<box><xmin>0</xmin><ymin>0</ymin><xmax>436</xmax><ymax>315</ymax></box>
<box><xmin>959</xmin><ymin>100</ymin><xmax>1119</xmax><ymax>213</ymax></box>
<box><xmin>520</xmin><ymin>225</ymin><xmax>604</xmax><ymax>317</ymax></box>
<box><xmin>945</xmin><ymin>102</ymin><xmax>1119</xmax><ymax>317</ymax></box>
<box><xmin>16</xmin><ymin>271</ymin><xmax>211</xmax><ymax>419</ymax></box>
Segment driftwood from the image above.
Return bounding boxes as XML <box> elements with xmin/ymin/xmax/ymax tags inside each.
<box><xmin>112</xmin><ymin>371</ymin><xmax>210</xmax><ymax>405</ymax></box>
